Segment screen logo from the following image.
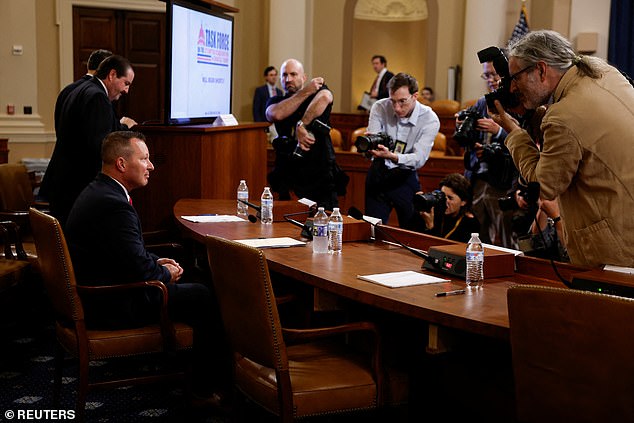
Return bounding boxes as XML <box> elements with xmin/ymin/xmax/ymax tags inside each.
<box><xmin>197</xmin><ymin>23</ymin><xmax>230</xmax><ymax>67</ymax></box>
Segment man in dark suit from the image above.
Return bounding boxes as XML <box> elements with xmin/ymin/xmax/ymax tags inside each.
<box><xmin>53</xmin><ymin>49</ymin><xmax>112</xmax><ymax>135</ymax></box>
<box><xmin>65</xmin><ymin>131</ymin><xmax>225</xmax><ymax>403</ymax></box>
<box><xmin>40</xmin><ymin>55</ymin><xmax>137</xmax><ymax>227</ymax></box>
<box><xmin>370</xmin><ymin>55</ymin><xmax>395</xmax><ymax>100</ymax></box>
<box><xmin>252</xmin><ymin>65</ymin><xmax>282</xmax><ymax>122</ymax></box>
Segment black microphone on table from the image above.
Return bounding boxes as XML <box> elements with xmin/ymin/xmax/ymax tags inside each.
<box><xmin>238</xmin><ymin>199</ymin><xmax>261</xmax><ymax>224</ymax></box>
<box><xmin>283</xmin><ymin>205</ymin><xmax>318</xmax><ymax>239</ymax></box>
<box><xmin>347</xmin><ymin>206</ymin><xmax>439</xmax><ymax>267</ymax></box>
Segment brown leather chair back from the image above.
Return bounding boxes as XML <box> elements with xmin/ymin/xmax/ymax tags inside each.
<box><xmin>349</xmin><ymin>127</ymin><xmax>367</xmax><ymax>152</ymax></box>
<box><xmin>206</xmin><ymin>235</ymin><xmax>288</xmax><ymax>371</ymax></box>
<box><xmin>430</xmin><ymin>99</ymin><xmax>460</xmax><ymax>118</ymax></box>
<box><xmin>508</xmin><ymin>285</ymin><xmax>634</xmax><ymax>422</ymax></box>
<box><xmin>0</xmin><ymin>164</ymin><xmax>34</xmax><ymax>211</ymax></box>
<box><xmin>330</xmin><ymin>128</ymin><xmax>343</xmax><ymax>151</ymax></box>
<box><xmin>429</xmin><ymin>132</ymin><xmax>447</xmax><ymax>157</ymax></box>
<box><xmin>29</xmin><ymin>208</ymin><xmax>84</xmax><ymax>323</ymax></box>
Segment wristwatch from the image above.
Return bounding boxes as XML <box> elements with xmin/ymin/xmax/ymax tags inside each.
<box><xmin>296</xmin><ymin>120</ymin><xmax>305</xmax><ymax>129</ymax></box>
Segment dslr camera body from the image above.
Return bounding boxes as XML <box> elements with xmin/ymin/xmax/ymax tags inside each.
<box><xmin>476</xmin><ymin>46</ymin><xmax>520</xmax><ymax>110</ymax></box>
<box><xmin>413</xmin><ymin>189</ymin><xmax>446</xmax><ymax>213</ymax></box>
<box><xmin>454</xmin><ymin>106</ymin><xmax>484</xmax><ymax>147</ymax></box>
<box><xmin>354</xmin><ymin>132</ymin><xmax>395</xmax><ymax>153</ymax></box>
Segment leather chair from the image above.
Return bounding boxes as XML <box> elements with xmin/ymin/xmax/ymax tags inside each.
<box><xmin>0</xmin><ymin>220</ymin><xmax>30</xmax><ymax>295</ymax></box>
<box><xmin>205</xmin><ymin>235</ymin><xmax>383</xmax><ymax>422</ymax></box>
<box><xmin>508</xmin><ymin>285</ymin><xmax>634</xmax><ymax>422</ymax></box>
<box><xmin>330</xmin><ymin>128</ymin><xmax>343</xmax><ymax>151</ymax></box>
<box><xmin>429</xmin><ymin>132</ymin><xmax>447</xmax><ymax>157</ymax></box>
<box><xmin>0</xmin><ymin>163</ymin><xmax>47</xmax><ymax>267</ymax></box>
<box><xmin>349</xmin><ymin>126</ymin><xmax>367</xmax><ymax>152</ymax></box>
<box><xmin>29</xmin><ymin>208</ymin><xmax>194</xmax><ymax>420</ymax></box>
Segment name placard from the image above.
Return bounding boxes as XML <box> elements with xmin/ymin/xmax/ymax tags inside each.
<box><xmin>212</xmin><ymin>114</ymin><xmax>239</xmax><ymax>127</ymax></box>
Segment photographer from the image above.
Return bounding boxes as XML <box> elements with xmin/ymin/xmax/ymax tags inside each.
<box><xmin>364</xmin><ymin>73</ymin><xmax>440</xmax><ymax>228</ymax></box>
<box><xmin>457</xmin><ymin>60</ymin><xmax>517</xmax><ymax>248</ymax></box>
<box><xmin>492</xmin><ymin>30</ymin><xmax>634</xmax><ymax>268</ymax></box>
<box><xmin>413</xmin><ymin>173</ymin><xmax>480</xmax><ymax>243</ymax></box>
<box><xmin>266</xmin><ymin>58</ymin><xmax>342</xmax><ymax>209</ymax></box>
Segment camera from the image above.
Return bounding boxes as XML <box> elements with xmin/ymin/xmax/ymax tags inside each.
<box><xmin>292</xmin><ymin>119</ymin><xmax>332</xmax><ymax>158</ymax></box>
<box><xmin>477</xmin><ymin>46</ymin><xmax>520</xmax><ymax>110</ymax></box>
<box><xmin>454</xmin><ymin>107</ymin><xmax>484</xmax><ymax>147</ymax></box>
<box><xmin>498</xmin><ymin>181</ymin><xmax>540</xmax><ymax>211</ymax></box>
<box><xmin>413</xmin><ymin>189</ymin><xmax>446</xmax><ymax>213</ymax></box>
<box><xmin>354</xmin><ymin>132</ymin><xmax>395</xmax><ymax>153</ymax></box>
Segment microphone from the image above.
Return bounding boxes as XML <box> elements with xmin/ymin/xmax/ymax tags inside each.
<box><xmin>347</xmin><ymin>206</ymin><xmax>438</xmax><ymax>266</ymax></box>
<box><xmin>248</xmin><ymin>214</ymin><xmax>258</xmax><ymax>223</ymax></box>
<box><xmin>283</xmin><ymin>215</ymin><xmax>313</xmax><ymax>239</ymax></box>
<box><xmin>238</xmin><ymin>198</ymin><xmax>261</xmax><ymax>213</ymax></box>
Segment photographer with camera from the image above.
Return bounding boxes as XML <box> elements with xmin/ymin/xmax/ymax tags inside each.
<box><xmin>266</xmin><ymin>58</ymin><xmax>343</xmax><ymax>209</ymax></box>
<box><xmin>492</xmin><ymin>30</ymin><xmax>634</xmax><ymax>268</ymax></box>
<box><xmin>363</xmin><ymin>73</ymin><xmax>440</xmax><ymax>228</ymax></box>
<box><xmin>413</xmin><ymin>173</ymin><xmax>480</xmax><ymax>243</ymax></box>
<box><xmin>456</xmin><ymin>60</ymin><xmax>518</xmax><ymax>248</ymax></box>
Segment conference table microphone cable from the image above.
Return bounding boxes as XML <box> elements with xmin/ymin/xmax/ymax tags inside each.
<box><xmin>347</xmin><ymin>206</ymin><xmax>440</xmax><ymax>268</ymax></box>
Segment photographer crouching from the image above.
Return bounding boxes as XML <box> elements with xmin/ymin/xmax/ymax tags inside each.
<box><xmin>412</xmin><ymin>173</ymin><xmax>480</xmax><ymax>243</ymax></box>
<box><xmin>361</xmin><ymin>73</ymin><xmax>440</xmax><ymax>229</ymax></box>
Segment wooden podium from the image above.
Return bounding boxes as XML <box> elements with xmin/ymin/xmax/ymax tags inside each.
<box><xmin>135</xmin><ymin>122</ymin><xmax>270</xmax><ymax>231</ymax></box>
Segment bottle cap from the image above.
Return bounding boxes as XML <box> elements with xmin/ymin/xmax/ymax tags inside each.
<box><xmin>471</xmin><ymin>232</ymin><xmax>478</xmax><ymax>236</ymax></box>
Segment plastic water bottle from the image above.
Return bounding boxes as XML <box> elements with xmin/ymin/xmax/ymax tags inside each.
<box><xmin>312</xmin><ymin>207</ymin><xmax>329</xmax><ymax>254</ymax></box>
<box><xmin>466</xmin><ymin>232</ymin><xmax>484</xmax><ymax>288</ymax></box>
<box><xmin>237</xmin><ymin>180</ymin><xmax>248</xmax><ymax>216</ymax></box>
<box><xmin>260</xmin><ymin>187</ymin><xmax>273</xmax><ymax>224</ymax></box>
<box><xmin>328</xmin><ymin>207</ymin><xmax>343</xmax><ymax>254</ymax></box>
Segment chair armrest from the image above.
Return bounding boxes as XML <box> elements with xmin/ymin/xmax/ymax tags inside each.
<box><xmin>282</xmin><ymin>321</ymin><xmax>378</xmax><ymax>343</ymax></box>
<box><xmin>0</xmin><ymin>220</ymin><xmax>27</xmax><ymax>260</ymax></box>
<box><xmin>77</xmin><ymin>281</ymin><xmax>180</xmax><ymax>351</ymax></box>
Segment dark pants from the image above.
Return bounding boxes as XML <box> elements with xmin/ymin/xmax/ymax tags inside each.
<box><xmin>365</xmin><ymin>167</ymin><xmax>420</xmax><ymax>229</ymax></box>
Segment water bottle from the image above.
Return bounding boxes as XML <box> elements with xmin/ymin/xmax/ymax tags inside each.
<box><xmin>328</xmin><ymin>207</ymin><xmax>343</xmax><ymax>254</ymax></box>
<box><xmin>312</xmin><ymin>207</ymin><xmax>329</xmax><ymax>254</ymax></box>
<box><xmin>466</xmin><ymin>232</ymin><xmax>484</xmax><ymax>288</ymax></box>
<box><xmin>260</xmin><ymin>187</ymin><xmax>273</xmax><ymax>224</ymax></box>
<box><xmin>237</xmin><ymin>180</ymin><xmax>248</xmax><ymax>216</ymax></box>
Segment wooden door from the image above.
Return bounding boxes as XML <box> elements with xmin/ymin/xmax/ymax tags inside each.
<box><xmin>72</xmin><ymin>7</ymin><xmax>165</xmax><ymax>125</ymax></box>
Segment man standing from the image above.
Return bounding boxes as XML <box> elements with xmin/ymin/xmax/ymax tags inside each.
<box><xmin>370</xmin><ymin>55</ymin><xmax>395</xmax><ymax>100</ymax></box>
<box><xmin>364</xmin><ymin>73</ymin><xmax>439</xmax><ymax>228</ymax></box>
<box><xmin>54</xmin><ymin>49</ymin><xmax>112</xmax><ymax>134</ymax></box>
<box><xmin>253</xmin><ymin>66</ymin><xmax>282</xmax><ymax>122</ymax></box>
<box><xmin>459</xmin><ymin>61</ymin><xmax>516</xmax><ymax>247</ymax></box>
<box><xmin>493</xmin><ymin>30</ymin><xmax>634</xmax><ymax>267</ymax></box>
<box><xmin>266</xmin><ymin>58</ymin><xmax>342</xmax><ymax>209</ymax></box>
<box><xmin>40</xmin><ymin>55</ymin><xmax>137</xmax><ymax>227</ymax></box>
<box><xmin>65</xmin><ymin>131</ymin><xmax>223</xmax><ymax>401</ymax></box>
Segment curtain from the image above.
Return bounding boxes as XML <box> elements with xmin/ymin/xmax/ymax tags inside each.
<box><xmin>608</xmin><ymin>0</ymin><xmax>634</xmax><ymax>77</ymax></box>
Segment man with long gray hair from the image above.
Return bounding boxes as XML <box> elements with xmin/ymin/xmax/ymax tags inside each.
<box><xmin>492</xmin><ymin>30</ymin><xmax>634</xmax><ymax>268</ymax></box>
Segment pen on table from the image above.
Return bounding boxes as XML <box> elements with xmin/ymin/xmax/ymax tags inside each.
<box><xmin>435</xmin><ymin>289</ymin><xmax>466</xmax><ymax>297</ymax></box>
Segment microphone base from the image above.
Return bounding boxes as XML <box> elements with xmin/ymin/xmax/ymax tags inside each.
<box><xmin>422</xmin><ymin>244</ymin><xmax>515</xmax><ymax>279</ymax></box>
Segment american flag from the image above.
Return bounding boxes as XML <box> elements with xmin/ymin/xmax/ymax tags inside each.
<box><xmin>508</xmin><ymin>3</ymin><xmax>530</xmax><ymax>47</ymax></box>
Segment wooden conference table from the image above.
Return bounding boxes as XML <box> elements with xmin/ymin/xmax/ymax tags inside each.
<box><xmin>174</xmin><ymin>199</ymin><xmax>582</xmax><ymax>342</ymax></box>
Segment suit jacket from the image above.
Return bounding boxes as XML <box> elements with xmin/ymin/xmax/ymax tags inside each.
<box><xmin>65</xmin><ymin>173</ymin><xmax>170</xmax><ymax>287</ymax></box>
<box><xmin>377</xmin><ymin>70</ymin><xmax>394</xmax><ymax>99</ymax></box>
<box><xmin>41</xmin><ymin>77</ymin><xmax>126</xmax><ymax>227</ymax></box>
<box><xmin>53</xmin><ymin>74</ymin><xmax>92</xmax><ymax>135</ymax></box>
<box><xmin>253</xmin><ymin>84</ymin><xmax>282</xmax><ymax>122</ymax></box>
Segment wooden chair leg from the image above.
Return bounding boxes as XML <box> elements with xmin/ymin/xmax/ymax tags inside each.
<box><xmin>75</xmin><ymin>353</ymin><xmax>89</xmax><ymax>422</ymax></box>
<box><xmin>52</xmin><ymin>343</ymin><xmax>64</xmax><ymax>407</ymax></box>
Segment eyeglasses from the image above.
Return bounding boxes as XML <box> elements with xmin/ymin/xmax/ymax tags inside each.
<box><xmin>390</xmin><ymin>94</ymin><xmax>413</xmax><ymax>108</ymax></box>
<box><xmin>509</xmin><ymin>64</ymin><xmax>536</xmax><ymax>81</ymax></box>
<box><xmin>480</xmin><ymin>72</ymin><xmax>500</xmax><ymax>81</ymax></box>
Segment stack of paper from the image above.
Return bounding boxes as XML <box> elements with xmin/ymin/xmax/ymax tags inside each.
<box><xmin>357</xmin><ymin>271</ymin><xmax>449</xmax><ymax>288</ymax></box>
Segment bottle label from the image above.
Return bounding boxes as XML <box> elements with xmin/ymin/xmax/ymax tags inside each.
<box><xmin>328</xmin><ymin>222</ymin><xmax>343</xmax><ymax>233</ymax></box>
<box><xmin>466</xmin><ymin>251</ymin><xmax>483</xmax><ymax>261</ymax></box>
<box><xmin>313</xmin><ymin>224</ymin><xmax>328</xmax><ymax>237</ymax></box>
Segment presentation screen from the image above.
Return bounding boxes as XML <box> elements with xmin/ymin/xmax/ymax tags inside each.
<box><xmin>165</xmin><ymin>0</ymin><xmax>233</xmax><ymax>124</ymax></box>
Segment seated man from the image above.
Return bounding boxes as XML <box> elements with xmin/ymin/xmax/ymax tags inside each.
<box><xmin>65</xmin><ymin>131</ymin><xmax>224</xmax><ymax>403</ymax></box>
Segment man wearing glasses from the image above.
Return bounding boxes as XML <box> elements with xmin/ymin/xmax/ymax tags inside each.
<box><xmin>364</xmin><ymin>73</ymin><xmax>440</xmax><ymax>228</ymax></box>
<box><xmin>493</xmin><ymin>30</ymin><xmax>634</xmax><ymax>268</ymax></box>
<box><xmin>458</xmin><ymin>60</ymin><xmax>517</xmax><ymax>248</ymax></box>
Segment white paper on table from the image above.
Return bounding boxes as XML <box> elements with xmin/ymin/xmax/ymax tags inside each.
<box><xmin>357</xmin><ymin>270</ymin><xmax>449</xmax><ymax>288</ymax></box>
<box><xmin>181</xmin><ymin>215</ymin><xmax>246</xmax><ymax>223</ymax></box>
<box><xmin>234</xmin><ymin>237</ymin><xmax>306</xmax><ymax>249</ymax></box>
